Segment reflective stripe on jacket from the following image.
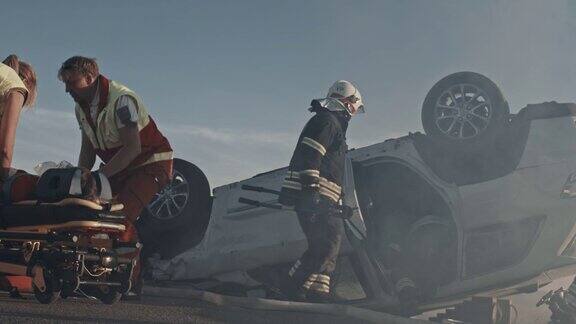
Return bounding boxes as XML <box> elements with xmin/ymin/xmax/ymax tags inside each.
<box><xmin>280</xmin><ymin>110</ymin><xmax>348</xmax><ymax>205</ymax></box>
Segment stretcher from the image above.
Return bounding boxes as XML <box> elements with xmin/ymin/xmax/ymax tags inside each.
<box><xmin>0</xmin><ymin>198</ymin><xmax>137</xmax><ymax>304</ymax></box>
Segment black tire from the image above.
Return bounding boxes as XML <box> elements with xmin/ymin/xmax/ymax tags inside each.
<box><xmin>138</xmin><ymin>158</ymin><xmax>211</xmax><ymax>233</ymax></box>
<box><xmin>33</xmin><ymin>270</ymin><xmax>61</xmax><ymax>304</ymax></box>
<box><xmin>422</xmin><ymin>72</ymin><xmax>510</xmax><ymax>151</ymax></box>
<box><xmin>94</xmin><ymin>286</ymin><xmax>122</xmax><ymax>305</ymax></box>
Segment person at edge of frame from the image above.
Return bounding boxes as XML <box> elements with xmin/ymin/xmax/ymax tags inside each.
<box><xmin>0</xmin><ymin>54</ymin><xmax>37</xmax><ymax>297</ymax></box>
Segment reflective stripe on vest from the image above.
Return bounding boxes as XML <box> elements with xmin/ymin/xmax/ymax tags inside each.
<box><xmin>134</xmin><ymin>151</ymin><xmax>174</xmax><ymax>169</ymax></box>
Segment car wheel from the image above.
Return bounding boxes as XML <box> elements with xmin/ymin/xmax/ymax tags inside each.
<box><xmin>139</xmin><ymin>158</ymin><xmax>211</xmax><ymax>234</ymax></box>
<box><xmin>422</xmin><ymin>72</ymin><xmax>510</xmax><ymax>151</ymax></box>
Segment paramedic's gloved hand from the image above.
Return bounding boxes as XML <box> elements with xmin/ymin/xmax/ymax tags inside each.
<box><xmin>90</xmin><ymin>170</ymin><xmax>102</xmax><ymax>180</ymax></box>
<box><xmin>297</xmin><ymin>188</ymin><xmax>322</xmax><ymax>214</ymax></box>
<box><xmin>90</xmin><ymin>170</ymin><xmax>113</xmax><ymax>202</ymax></box>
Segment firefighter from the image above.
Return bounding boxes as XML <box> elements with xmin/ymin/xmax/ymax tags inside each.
<box><xmin>58</xmin><ymin>56</ymin><xmax>173</xmax><ymax>298</ymax></box>
<box><xmin>279</xmin><ymin>80</ymin><xmax>364</xmax><ymax>302</ymax></box>
<box><xmin>0</xmin><ymin>55</ymin><xmax>37</xmax><ymax>182</ymax></box>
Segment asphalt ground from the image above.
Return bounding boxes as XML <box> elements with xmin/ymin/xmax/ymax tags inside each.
<box><xmin>0</xmin><ymin>276</ymin><xmax>572</xmax><ymax>323</ymax></box>
<box><xmin>0</xmin><ymin>292</ymin><xmax>373</xmax><ymax>324</ymax></box>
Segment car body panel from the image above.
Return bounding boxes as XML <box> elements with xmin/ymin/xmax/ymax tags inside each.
<box><xmin>150</xmin><ymin>112</ymin><xmax>576</xmax><ymax>311</ymax></box>
<box><xmin>434</xmin><ymin>116</ymin><xmax>576</xmax><ymax>298</ymax></box>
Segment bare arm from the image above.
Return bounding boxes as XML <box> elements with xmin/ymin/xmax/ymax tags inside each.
<box><xmin>99</xmin><ymin>124</ymin><xmax>141</xmax><ymax>178</ymax></box>
<box><xmin>78</xmin><ymin>132</ymin><xmax>96</xmax><ymax>170</ymax></box>
<box><xmin>0</xmin><ymin>91</ymin><xmax>24</xmax><ymax>177</ymax></box>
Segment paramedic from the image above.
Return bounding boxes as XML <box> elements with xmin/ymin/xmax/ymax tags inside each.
<box><xmin>0</xmin><ymin>55</ymin><xmax>37</xmax><ymax>182</ymax></box>
<box><xmin>58</xmin><ymin>56</ymin><xmax>173</xmax><ymax>297</ymax></box>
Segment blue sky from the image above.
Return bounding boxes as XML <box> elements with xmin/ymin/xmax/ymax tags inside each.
<box><xmin>2</xmin><ymin>0</ymin><xmax>575</xmax><ymax>186</ymax></box>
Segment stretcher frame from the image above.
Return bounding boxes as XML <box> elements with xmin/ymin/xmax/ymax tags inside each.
<box><xmin>0</xmin><ymin>198</ymin><xmax>137</xmax><ymax>304</ymax></box>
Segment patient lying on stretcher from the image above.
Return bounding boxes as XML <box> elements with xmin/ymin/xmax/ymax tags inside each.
<box><xmin>1</xmin><ymin>167</ymin><xmax>107</xmax><ymax>204</ymax></box>
<box><xmin>0</xmin><ymin>167</ymin><xmax>125</xmax><ymax>228</ymax></box>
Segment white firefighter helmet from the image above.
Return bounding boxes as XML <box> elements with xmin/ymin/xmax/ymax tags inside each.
<box><xmin>315</xmin><ymin>80</ymin><xmax>365</xmax><ymax>116</ymax></box>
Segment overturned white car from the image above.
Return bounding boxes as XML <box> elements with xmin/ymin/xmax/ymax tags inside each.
<box><xmin>137</xmin><ymin>72</ymin><xmax>576</xmax><ymax>314</ymax></box>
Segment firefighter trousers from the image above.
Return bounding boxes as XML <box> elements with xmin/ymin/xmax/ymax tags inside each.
<box><xmin>287</xmin><ymin>208</ymin><xmax>344</xmax><ymax>297</ymax></box>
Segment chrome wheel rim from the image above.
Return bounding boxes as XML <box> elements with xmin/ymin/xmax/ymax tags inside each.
<box><xmin>147</xmin><ymin>170</ymin><xmax>189</xmax><ymax>221</ymax></box>
<box><xmin>434</xmin><ymin>83</ymin><xmax>493</xmax><ymax>140</ymax></box>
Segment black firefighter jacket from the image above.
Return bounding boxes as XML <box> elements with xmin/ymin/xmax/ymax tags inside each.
<box><xmin>280</xmin><ymin>105</ymin><xmax>349</xmax><ymax>206</ymax></box>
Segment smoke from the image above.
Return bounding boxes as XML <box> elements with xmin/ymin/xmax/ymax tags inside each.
<box><xmin>481</xmin><ymin>0</ymin><xmax>575</xmax><ymax>108</ymax></box>
<box><xmin>12</xmin><ymin>108</ymin><xmax>80</xmax><ymax>172</ymax></box>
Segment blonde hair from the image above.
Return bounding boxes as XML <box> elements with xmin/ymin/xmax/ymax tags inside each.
<box><xmin>2</xmin><ymin>54</ymin><xmax>37</xmax><ymax>107</ymax></box>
